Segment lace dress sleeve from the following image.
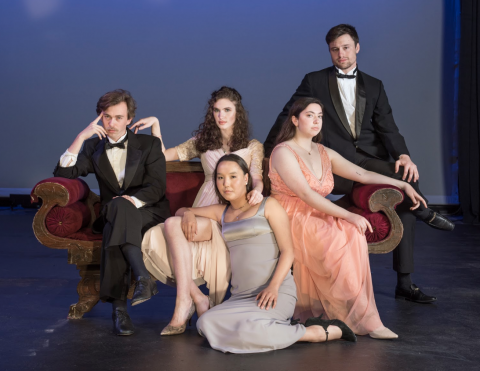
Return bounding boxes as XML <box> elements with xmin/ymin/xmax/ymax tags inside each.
<box><xmin>248</xmin><ymin>139</ymin><xmax>264</xmax><ymax>179</ymax></box>
<box><xmin>175</xmin><ymin>137</ymin><xmax>200</xmax><ymax>161</ymax></box>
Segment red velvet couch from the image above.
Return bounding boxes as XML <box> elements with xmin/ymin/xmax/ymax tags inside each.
<box><xmin>31</xmin><ymin>160</ymin><xmax>404</xmax><ymax>319</ymax></box>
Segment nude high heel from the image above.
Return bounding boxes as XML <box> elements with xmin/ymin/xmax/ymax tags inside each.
<box><xmin>160</xmin><ymin>301</ymin><xmax>196</xmax><ymax>336</ymax></box>
<box><xmin>369</xmin><ymin>327</ymin><xmax>398</xmax><ymax>340</ymax></box>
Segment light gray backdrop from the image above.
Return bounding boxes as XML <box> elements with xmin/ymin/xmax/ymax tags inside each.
<box><xmin>0</xmin><ymin>0</ymin><xmax>457</xmax><ymax>203</ymax></box>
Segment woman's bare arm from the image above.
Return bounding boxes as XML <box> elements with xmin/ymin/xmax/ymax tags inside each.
<box><xmin>129</xmin><ymin>117</ymin><xmax>179</xmax><ymax>161</ymax></box>
<box><xmin>325</xmin><ymin>147</ymin><xmax>427</xmax><ymax>209</ymax></box>
<box><xmin>264</xmin><ymin>198</ymin><xmax>295</xmax><ymax>287</ymax></box>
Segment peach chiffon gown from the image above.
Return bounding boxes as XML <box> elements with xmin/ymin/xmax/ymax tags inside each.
<box><xmin>141</xmin><ymin>138</ymin><xmax>264</xmax><ymax>305</ymax></box>
<box><xmin>269</xmin><ymin>143</ymin><xmax>384</xmax><ymax>335</ymax></box>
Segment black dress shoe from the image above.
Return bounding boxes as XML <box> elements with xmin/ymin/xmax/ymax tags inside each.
<box><xmin>423</xmin><ymin>211</ymin><xmax>455</xmax><ymax>231</ymax></box>
<box><xmin>112</xmin><ymin>309</ymin><xmax>135</xmax><ymax>336</ymax></box>
<box><xmin>395</xmin><ymin>284</ymin><xmax>437</xmax><ymax>304</ymax></box>
<box><xmin>131</xmin><ymin>276</ymin><xmax>159</xmax><ymax>306</ymax></box>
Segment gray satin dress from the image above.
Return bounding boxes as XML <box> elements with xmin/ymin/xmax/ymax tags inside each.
<box><xmin>196</xmin><ymin>198</ymin><xmax>306</xmax><ymax>353</ymax></box>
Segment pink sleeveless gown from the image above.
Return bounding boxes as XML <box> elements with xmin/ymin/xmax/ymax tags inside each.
<box><xmin>269</xmin><ymin>143</ymin><xmax>383</xmax><ymax>335</ymax></box>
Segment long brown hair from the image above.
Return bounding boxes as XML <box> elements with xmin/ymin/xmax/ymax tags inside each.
<box><xmin>193</xmin><ymin>87</ymin><xmax>251</xmax><ymax>153</ymax></box>
<box><xmin>274</xmin><ymin>97</ymin><xmax>324</xmax><ymax>146</ymax></box>
<box><xmin>213</xmin><ymin>154</ymin><xmax>253</xmax><ymax>205</ymax></box>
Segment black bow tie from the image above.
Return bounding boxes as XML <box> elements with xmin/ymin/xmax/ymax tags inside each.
<box><xmin>105</xmin><ymin>136</ymin><xmax>127</xmax><ymax>150</ymax></box>
<box><xmin>336</xmin><ymin>67</ymin><xmax>358</xmax><ymax>79</ymax></box>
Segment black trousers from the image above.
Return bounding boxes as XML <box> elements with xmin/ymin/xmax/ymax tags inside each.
<box><xmin>98</xmin><ymin>197</ymin><xmax>165</xmax><ymax>302</ymax></box>
<box><xmin>354</xmin><ymin>150</ymin><xmax>428</xmax><ymax>274</ymax></box>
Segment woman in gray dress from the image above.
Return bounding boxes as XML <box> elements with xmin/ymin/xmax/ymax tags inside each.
<box><xmin>168</xmin><ymin>154</ymin><xmax>356</xmax><ymax>353</ymax></box>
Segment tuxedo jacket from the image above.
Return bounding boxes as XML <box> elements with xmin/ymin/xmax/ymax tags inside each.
<box><xmin>54</xmin><ymin>129</ymin><xmax>170</xmax><ymax>222</ymax></box>
<box><xmin>264</xmin><ymin>66</ymin><xmax>410</xmax><ymax>192</ymax></box>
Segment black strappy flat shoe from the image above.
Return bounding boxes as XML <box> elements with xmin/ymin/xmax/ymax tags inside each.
<box><xmin>305</xmin><ymin>314</ymin><xmax>357</xmax><ymax>342</ymax></box>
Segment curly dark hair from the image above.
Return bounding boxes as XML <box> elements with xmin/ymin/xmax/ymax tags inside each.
<box><xmin>274</xmin><ymin>97</ymin><xmax>324</xmax><ymax>146</ymax></box>
<box><xmin>213</xmin><ymin>154</ymin><xmax>253</xmax><ymax>205</ymax></box>
<box><xmin>193</xmin><ymin>86</ymin><xmax>251</xmax><ymax>153</ymax></box>
<box><xmin>96</xmin><ymin>89</ymin><xmax>137</xmax><ymax>120</ymax></box>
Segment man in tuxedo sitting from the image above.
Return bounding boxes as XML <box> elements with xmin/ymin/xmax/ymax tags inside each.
<box><xmin>264</xmin><ymin>24</ymin><xmax>454</xmax><ymax>304</ymax></box>
<box><xmin>54</xmin><ymin>89</ymin><xmax>170</xmax><ymax>335</ymax></box>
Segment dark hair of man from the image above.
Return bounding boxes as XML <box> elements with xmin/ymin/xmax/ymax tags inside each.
<box><xmin>96</xmin><ymin>89</ymin><xmax>137</xmax><ymax>120</ymax></box>
<box><xmin>325</xmin><ymin>24</ymin><xmax>359</xmax><ymax>45</ymax></box>
<box><xmin>193</xmin><ymin>86</ymin><xmax>251</xmax><ymax>154</ymax></box>
<box><xmin>213</xmin><ymin>154</ymin><xmax>253</xmax><ymax>205</ymax></box>
<box><xmin>274</xmin><ymin>97</ymin><xmax>324</xmax><ymax>146</ymax></box>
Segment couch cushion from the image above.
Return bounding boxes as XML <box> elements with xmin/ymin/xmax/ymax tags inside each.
<box><xmin>350</xmin><ymin>183</ymin><xmax>403</xmax><ymax>211</ymax></box>
<box><xmin>31</xmin><ymin>177</ymin><xmax>90</xmax><ymax>206</ymax></box>
<box><xmin>45</xmin><ymin>201</ymin><xmax>91</xmax><ymax>237</ymax></box>
<box><xmin>166</xmin><ymin>172</ymin><xmax>204</xmax><ymax>215</ymax></box>
<box><xmin>347</xmin><ymin>206</ymin><xmax>391</xmax><ymax>243</ymax></box>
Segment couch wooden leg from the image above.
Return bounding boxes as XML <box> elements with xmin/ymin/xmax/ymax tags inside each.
<box><xmin>68</xmin><ymin>264</ymin><xmax>100</xmax><ymax>319</ymax></box>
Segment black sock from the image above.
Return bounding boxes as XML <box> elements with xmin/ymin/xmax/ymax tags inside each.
<box><xmin>112</xmin><ymin>299</ymin><xmax>127</xmax><ymax>312</ymax></box>
<box><xmin>397</xmin><ymin>273</ymin><xmax>413</xmax><ymax>290</ymax></box>
<box><xmin>121</xmin><ymin>243</ymin><xmax>150</xmax><ymax>279</ymax></box>
<box><xmin>413</xmin><ymin>207</ymin><xmax>433</xmax><ymax>221</ymax></box>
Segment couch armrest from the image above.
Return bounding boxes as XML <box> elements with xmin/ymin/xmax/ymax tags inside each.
<box><xmin>32</xmin><ymin>178</ymin><xmax>101</xmax><ymax>264</ymax></box>
<box><xmin>351</xmin><ymin>184</ymin><xmax>404</xmax><ymax>254</ymax></box>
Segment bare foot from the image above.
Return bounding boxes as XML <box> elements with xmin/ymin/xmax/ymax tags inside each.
<box><xmin>195</xmin><ymin>295</ymin><xmax>210</xmax><ymax>318</ymax></box>
<box><xmin>301</xmin><ymin>325</ymin><xmax>342</xmax><ymax>342</ymax></box>
<box><xmin>369</xmin><ymin>326</ymin><xmax>398</xmax><ymax>340</ymax></box>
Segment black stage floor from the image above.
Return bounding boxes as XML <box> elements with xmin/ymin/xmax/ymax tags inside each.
<box><xmin>1</xmin><ymin>208</ymin><xmax>479</xmax><ymax>371</ymax></box>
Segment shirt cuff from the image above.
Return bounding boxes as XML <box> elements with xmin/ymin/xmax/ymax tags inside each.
<box><xmin>130</xmin><ymin>196</ymin><xmax>146</xmax><ymax>208</ymax></box>
<box><xmin>59</xmin><ymin>149</ymin><xmax>78</xmax><ymax>167</ymax></box>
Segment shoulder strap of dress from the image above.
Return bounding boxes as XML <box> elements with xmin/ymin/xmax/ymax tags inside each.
<box><xmin>256</xmin><ymin>197</ymin><xmax>269</xmax><ymax>217</ymax></box>
<box><xmin>317</xmin><ymin>143</ymin><xmax>331</xmax><ymax>169</ymax></box>
<box><xmin>220</xmin><ymin>205</ymin><xmax>229</xmax><ymax>225</ymax></box>
<box><xmin>269</xmin><ymin>143</ymin><xmax>301</xmax><ymax>171</ymax></box>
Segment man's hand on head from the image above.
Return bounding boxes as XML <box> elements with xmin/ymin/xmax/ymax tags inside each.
<box><xmin>66</xmin><ymin>113</ymin><xmax>108</xmax><ymax>156</ymax></box>
<box><xmin>78</xmin><ymin>113</ymin><xmax>108</xmax><ymax>141</ymax></box>
<box><xmin>395</xmin><ymin>154</ymin><xmax>419</xmax><ymax>183</ymax></box>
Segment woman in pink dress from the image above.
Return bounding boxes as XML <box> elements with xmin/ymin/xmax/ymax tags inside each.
<box><xmin>131</xmin><ymin>87</ymin><xmax>264</xmax><ymax>328</ymax></box>
<box><xmin>269</xmin><ymin>97</ymin><xmax>427</xmax><ymax>340</ymax></box>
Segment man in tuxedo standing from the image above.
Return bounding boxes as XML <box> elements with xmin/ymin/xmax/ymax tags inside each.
<box><xmin>54</xmin><ymin>89</ymin><xmax>170</xmax><ymax>334</ymax></box>
<box><xmin>264</xmin><ymin>24</ymin><xmax>454</xmax><ymax>303</ymax></box>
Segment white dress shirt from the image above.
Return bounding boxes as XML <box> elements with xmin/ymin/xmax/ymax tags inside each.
<box><xmin>59</xmin><ymin>132</ymin><xmax>145</xmax><ymax>208</ymax></box>
<box><xmin>336</xmin><ymin>67</ymin><xmax>357</xmax><ymax>138</ymax></box>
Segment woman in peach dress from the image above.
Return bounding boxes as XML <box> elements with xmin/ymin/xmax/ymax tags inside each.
<box><xmin>131</xmin><ymin>86</ymin><xmax>264</xmax><ymax>308</ymax></box>
<box><xmin>269</xmin><ymin>97</ymin><xmax>427</xmax><ymax>339</ymax></box>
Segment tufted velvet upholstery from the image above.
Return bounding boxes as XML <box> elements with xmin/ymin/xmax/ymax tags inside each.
<box><xmin>347</xmin><ymin>206</ymin><xmax>391</xmax><ymax>243</ymax></box>
<box><xmin>31</xmin><ymin>177</ymin><xmax>90</xmax><ymax>206</ymax></box>
<box><xmin>45</xmin><ymin>201</ymin><xmax>91</xmax><ymax>237</ymax></box>
<box><xmin>350</xmin><ymin>183</ymin><xmax>404</xmax><ymax>210</ymax></box>
<box><xmin>165</xmin><ymin>172</ymin><xmax>204</xmax><ymax>215</ymax></box>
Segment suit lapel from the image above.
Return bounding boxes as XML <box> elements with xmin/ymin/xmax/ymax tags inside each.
<box><xmin>123</xmin><ymin>130</ymin><xmax>142</xmax><ymax>191</ymax></box>
<box><xmin>355</xmin><ymin>71</ymin><xmax>367</xmax><ymax>138</ymax></box>
<box><xmin>92</xmin><ymin>139</ymin><xmax>122</xmax><ymax>194</ymax></box>
<box><xmin>328</xmin><ymin>66</ymin><xmax>353</xmax><ymax>137</ymax></box>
